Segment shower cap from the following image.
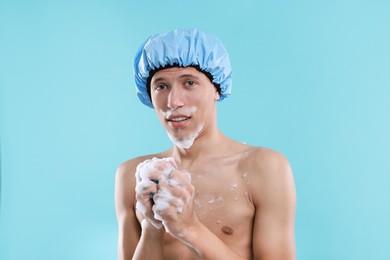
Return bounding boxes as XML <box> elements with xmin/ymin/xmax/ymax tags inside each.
<box><xmin>134</xmin><ymin>28</ymin><xmax>232</xmax><ymax>108</ymax></box>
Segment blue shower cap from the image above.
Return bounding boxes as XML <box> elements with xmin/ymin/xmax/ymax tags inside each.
<box><xmin>134</xmin><ymin>28</ymin><xmax>232</xmax><ymax>108</ymax></box>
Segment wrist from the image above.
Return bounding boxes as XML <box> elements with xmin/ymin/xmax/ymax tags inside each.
<box><xmin>176</xmin><ymin>218</ymin><xmax>202</xmax><ymax>243</ymax></box>
<box><xmin>141</xmin><ymin>219</ymin><xmax>166</xmax><ymax>240</ymax></box>
<box><xmin>174</xmin><ymin>220</ymin><xmax>204</xmax><ymax>257</ymax></box>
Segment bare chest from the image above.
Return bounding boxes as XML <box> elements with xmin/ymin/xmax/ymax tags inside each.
<box><xmin>163</xmin><ymin>162</ymin><xmax>255</xmax><ymax>259</ymax></box>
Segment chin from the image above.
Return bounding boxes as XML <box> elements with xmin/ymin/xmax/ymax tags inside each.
<box><xmin>166</xmin><ymin>124</ymin><xmax>204</xmax><ymax>149</ymax></box>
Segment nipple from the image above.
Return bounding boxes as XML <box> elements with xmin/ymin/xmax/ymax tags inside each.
<box><xmin>221</xmin><ymin>225</ymin><xmax>234</xmax><ymax>235</ymax></box>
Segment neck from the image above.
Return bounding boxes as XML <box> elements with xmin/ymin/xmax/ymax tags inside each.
<box><xmin>170</xmin><ymin>126</ymin><xmax>229</xmax><ymax>166</ymax></box>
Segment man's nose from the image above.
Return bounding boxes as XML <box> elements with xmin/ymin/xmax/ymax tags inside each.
<box><xmin>167</xmin><ymin>86</ymin><xmax>184</xmax><ymax>109</ymax></box>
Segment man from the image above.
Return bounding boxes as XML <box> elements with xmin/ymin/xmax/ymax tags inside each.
<box><xmin>115</xmin><ymin>29</ymin><xmax>296</xmax><ymax>259</ymax></box>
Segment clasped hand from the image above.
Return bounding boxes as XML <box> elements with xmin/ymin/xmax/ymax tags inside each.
<box><xmin>135</xmin><ymin>157</ymin><xmax>197</xmax><ymax>239</ymax></box>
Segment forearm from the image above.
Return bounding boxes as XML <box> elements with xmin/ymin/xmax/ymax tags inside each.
<box><xmin>132</xmin><ymin>220</ymin><xmax>165</xmax><ymax>260</ymax></box>
<box><xmin>178</xmin><ymin>222</ymin><xmax>246</xmax><ymax>260</ymax></box>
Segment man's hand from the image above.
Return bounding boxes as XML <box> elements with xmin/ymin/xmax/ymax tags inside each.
<box><xmin>152</xmin><ymin>169</ymin><xmax>197</xmax><ymax>239</ymax></box>
<box><xmin>135</xmin><ymin>157</ymin><xmax>176</xmax><ymax>229</ymax></box>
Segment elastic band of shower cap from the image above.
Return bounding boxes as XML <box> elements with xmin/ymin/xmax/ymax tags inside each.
<box><xmin>134</xmin><ymin>28</ymin><xmax>232</xmax><ymax>108</ymax></box>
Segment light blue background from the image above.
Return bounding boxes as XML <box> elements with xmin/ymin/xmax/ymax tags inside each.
<box><xmin>1</xmin><ymin>0</ymin><xmax>389</xmax><ymax>259</ymax></box>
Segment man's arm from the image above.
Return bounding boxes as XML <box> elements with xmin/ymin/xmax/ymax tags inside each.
<box><xmin>115</xmin><ymin>158</ymin><xmax>168</xmax><ymax>260</ymax></box>
<box><xmin>115</xmin><ymin>160</ymin><xmax>141</xmax><ymax>259</ymax></box>
<box><xmin>252</xmin><ymin>149</ymin><xmax>297</xmax><ymax>260</ymax></box>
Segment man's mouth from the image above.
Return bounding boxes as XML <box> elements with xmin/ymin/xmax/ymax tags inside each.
<box><xmin>166</xmin><ymin>115</ymin><xmax>192</xmax><ymax>128</ymax></box>
<box><xmin>168</xmin><ymin>116</ymin><xmax>190</xmax><ymax>122</ymax></box>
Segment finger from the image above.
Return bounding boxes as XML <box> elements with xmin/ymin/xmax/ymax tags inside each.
<box><xmin>135</xmin><ymin>179</ymin><xmax>158</xmax><ymax>196</ymax></box>
<box><xmin>152</xmin><ymin>189</ymin><xmax>183</xmax><ymax>220</ymax></box>
<box><xmin>169</xmin><ymin>170</ymin><xmax>192</xmax><ymax>186</ymax></box>
<box><xmin>155</xmin><ymin>160</ymin><xmax>175</xmax><ymax>175</ymax></box>
<box><xmin>160</xmin><ymin>172</ymin><xmax>194</xmax><ymax>199</ymax></box>
<box><xmin>157</xmin><ymin>179</ymin><xmax>185</xmax><ymax>200</ymax></box>
<box><xmin>153</xmin><ymin>188</ymin><xmax>178</xmax><ymax>205</ymax></box>
<box><xmin>136</xmin><ymin>192</ymin><xmax>165</xmax><ymax>228</ymax></box>
<box><xmin>138</xmin><ymin>170</ymin><xmax>166</xmax><ymax>184</ymax></box>
<box><xmin>139</xmin><ymin>159</ymin><xmax>175</xmax><ymax>178</ymax></box>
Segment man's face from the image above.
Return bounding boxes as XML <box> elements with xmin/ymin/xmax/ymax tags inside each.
<box><xmin>150</xmin><ymin>67</ymin><xmax>220</xmax><ymax>148</ymax></box>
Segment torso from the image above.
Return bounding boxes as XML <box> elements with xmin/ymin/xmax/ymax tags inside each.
<box><xmin>134</xmin><ymin>144</ymin><xmax>262</xmax><ymax>259</ymax></box>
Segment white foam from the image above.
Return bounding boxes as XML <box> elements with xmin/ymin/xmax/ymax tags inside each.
<box><xmin>135</xmin><ymin>157</ymin><xmax>176</xmax><ymax>182</ymax></box>
<box><xmin>229</xmin><ymin>183</ymin><xmax>238</xmax><ymax>190</ymax></box>
<box><xmin>152</xmin><ymin>188</ymin><xmax>176</xmax><ymax>220</ymax></box>
<box><xmin>135</xmin><ymin>157</ymin><xmax>177</xmax><ymax>227</ymax></box>
<box><xmin>207</xmin><ymin>195</ymin><xmax>224</xmax><ymax>205</ymax></box>
<box><xmin>135</xmin><ymin>157</ymin><xmax>194</xmax><ymax>232</ymax></box>
<box><xmin>159</xmin><ymin>106</ymin><xmax>203</xmax><ymax>149</ymax></box>
<box><xmin>160</xmin><ymin>106</ymin><xmax>197</xmax><ymax>120</ymax></box>
<box><xmin>194</xmin><ymin>197</ymin><xmax>201</xmax><ymax>208</ymax></box>
<box><xmin>168</xmin><ymin>178</ymin><xmax>181</xmax><ymax>186</ymax></box>
<box><xmin>167</xmin><ymin>123</ymin><xmax>203</xmax><ymax>149</ymax></box>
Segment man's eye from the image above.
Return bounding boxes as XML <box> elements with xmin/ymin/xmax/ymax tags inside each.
<box><xmin>155</xmin><ymin>84</ymin><xmax>167</xmax><ymax>91</ymax></box>
<box><xmin>185</xmin><ymin>80</ymin><xmax>196</xmax><ymax>87</ymax></box>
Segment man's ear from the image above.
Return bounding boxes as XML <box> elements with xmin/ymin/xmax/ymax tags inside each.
<box><xmin>214</xmin><ymin>90</ymin><xmax>221</xmax><ymax>101</ymax></box>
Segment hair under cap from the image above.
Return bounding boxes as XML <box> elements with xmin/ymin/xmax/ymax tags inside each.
<box><xmin>134</xmin><ymin>28</ymin><xmax>232</xmax><ymax>108</ymax></box>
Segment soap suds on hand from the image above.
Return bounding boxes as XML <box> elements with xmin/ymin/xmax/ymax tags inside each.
<box><xmin>135</xmin><ymin>157</ymin><xmax>192</xmax><ymax>225</ymax></box>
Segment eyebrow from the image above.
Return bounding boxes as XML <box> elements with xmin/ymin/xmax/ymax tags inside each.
<box><xmin>178</xmin><ymin>74</ymin><xmax>200</xmax><ymax>80</ymax></box>
<box><xmin>152</xmin><ymin>73</ymin><xmax>200</xmax><ymax>84</ymax></box>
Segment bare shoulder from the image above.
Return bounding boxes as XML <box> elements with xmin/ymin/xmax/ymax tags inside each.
<box><xmin>116</xmin><ymin>154</ymin><xmax>153</xmax><ymax>183</ymax></box>
<box><xmin>115</xmin><ymin>155</ymin><xmax>149</xmax><ymax>212</ymax></box>
<box><xmin>244</xmin><ymin>146</ymin><xmax>295</xmax><ymax>204</ymax></box>
<box><xmin>245</xmin><ymin>146</ymin><xmax>292</xmax><ymax>178</ymax></box>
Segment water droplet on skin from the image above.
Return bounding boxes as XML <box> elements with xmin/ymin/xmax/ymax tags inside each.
<box><xmin>208</xmin><ymin>195</ymin><xmax>224</xmax><ymax>205</ymax></box>
<box><xmin>194</xmin><ymin>198</ymin><xmax>201</xmax><ymax>208</ymax></box>
<box><xmin>229</xmin><ymin>183</ymin><xmax>238</xmax><ymax>190</ymax></box>
<box><xmin>242</xmin><ymin>172</ymin><xmax>248</xmax><ymax>178</ymax></box>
